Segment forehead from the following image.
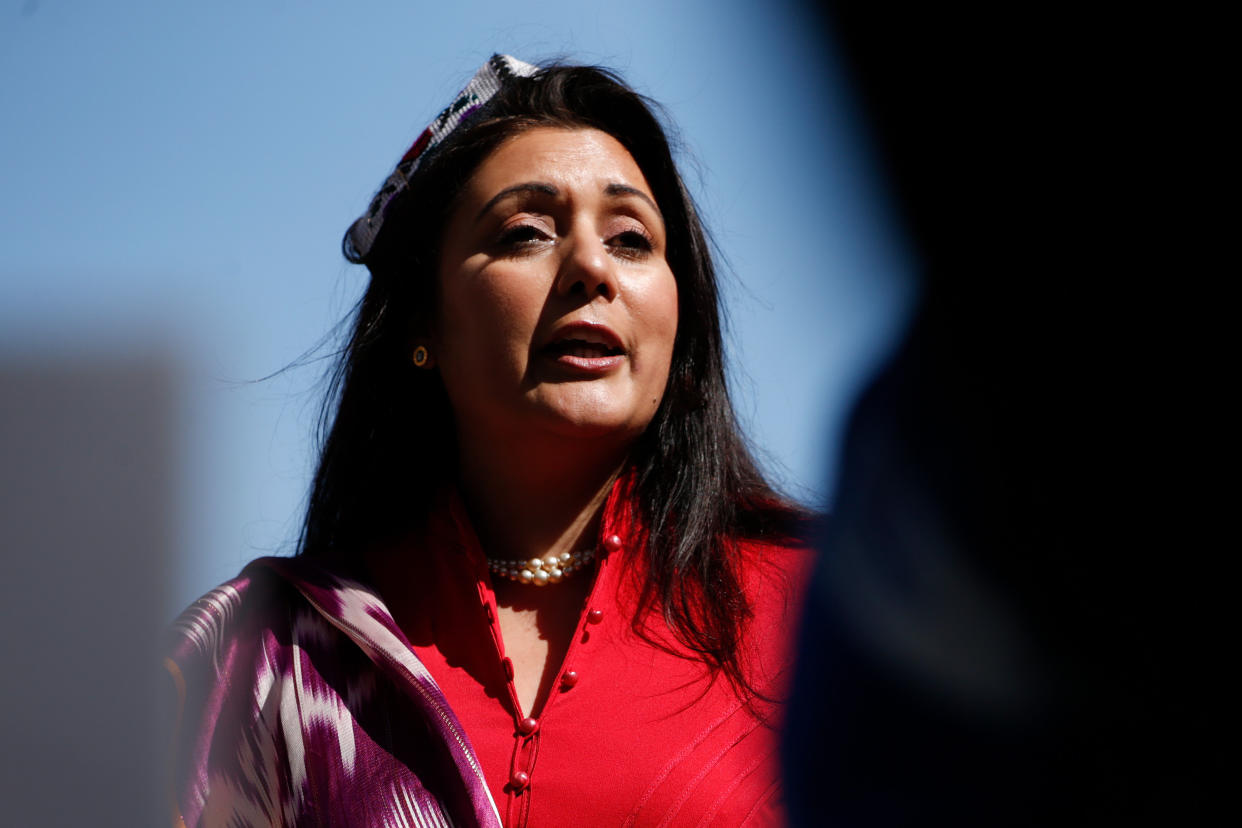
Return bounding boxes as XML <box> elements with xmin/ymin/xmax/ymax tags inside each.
<box><xmin>463</xmin><ymin>126</ymin><xmax>654</xmax><ymax>201</ymax></box>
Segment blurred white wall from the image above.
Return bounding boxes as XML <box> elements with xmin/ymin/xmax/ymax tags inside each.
<box><xmin>1</xmin><ymin>353</ymin><xmax>172</xmax><ymax>825</ymax></box>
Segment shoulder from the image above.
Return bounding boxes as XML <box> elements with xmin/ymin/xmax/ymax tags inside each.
<box><xmin>736</xmin><ymin>534</ymin><xmax>817</xmax><ymax>614</ymax></box>
<box><xmin>164</xmin><ymin>558</ymin><xmax>357</xmax><ymax>827</ymax></box>
<box><xmin>729</xmin><ymin>496</ymin><xmax>818</xmax><ymax>597</ymax></box>
<box><xmin>167</xmin><ymin>561</ymin><xmax>288</xmax><ymax>670</ymax></box>
<box><xmin>165</xmin><ymin>555</ymin><xmax>400</xmax><ymax>718</ymax></box>
<box><xmin>165</xmin><ymin>557</ymin><xmax>501</xmax><ymax>828</ymax></box>
<box><xmin>167</xmin><ymin>555</ymin><xmax>381</xmax><ymax>669</ymax></box>
<box><xmin>733</xmin><ymin>536</ymin><xmax>817</xmax><ymax>696</ymax></box>
<box><xmin>165</xmin><ymin>557</ymin><xmax>338</xmax><ymax>696</ymax></box>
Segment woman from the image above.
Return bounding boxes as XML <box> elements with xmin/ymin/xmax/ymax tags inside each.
<box><xmin>167</xmin><ymin>55</ymin><xmax>811</xmax><ymax>827</ymax></box>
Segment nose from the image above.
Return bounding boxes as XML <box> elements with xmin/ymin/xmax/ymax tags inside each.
<box><xmin>555</xmin><ymin>228</ymin><xmax>619</xmax><ymax>302</ymax></box>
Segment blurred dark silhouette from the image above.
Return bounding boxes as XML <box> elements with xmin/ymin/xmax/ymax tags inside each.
<box><xmin>784</xmin><ymin>4</ymin><xmax>1210</xmax><ymax>825</ymax></box>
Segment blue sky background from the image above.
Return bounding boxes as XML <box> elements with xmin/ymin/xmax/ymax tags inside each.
<box><xmin>0</xmin><ymin>0</ymin><xmax>915</xmax><ymax>611</ymax></box>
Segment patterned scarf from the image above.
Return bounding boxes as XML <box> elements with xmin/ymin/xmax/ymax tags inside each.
<box><xmin>166</xmin><ymin>557</ymin><xmax>501</xmax><ymax>827</ymax></box>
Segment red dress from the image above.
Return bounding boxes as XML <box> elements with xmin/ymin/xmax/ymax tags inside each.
<box><xmin>375</xmin><ymin>481</ymin><xmax>812</xmax><ymax>827</ymax></box>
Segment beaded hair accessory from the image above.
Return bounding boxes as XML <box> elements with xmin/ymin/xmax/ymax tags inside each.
<box><xmin>346</xmin><ymin>53</ymin><xmax>539</xmax><ymax>260</ymax></box>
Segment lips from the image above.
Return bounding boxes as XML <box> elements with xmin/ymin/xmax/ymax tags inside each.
<box><xmin>542</xmin><ymin>322</ymin><xmax>625</xmax><ymax>357</ymax></box>
<box><xmin>539</xmin><ymin>322</ymin><xmax>626</xmax><ymax>373</ymax></box>
<box><xmin>546</xmin><ymin>339</ymin><xmax>625</xmax><ymax>358</ymax></box>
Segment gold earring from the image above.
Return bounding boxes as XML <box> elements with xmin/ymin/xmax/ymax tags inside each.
<box><xmin>412</xmin><ymin>345</ymin><xmax>431</xmax><ymax>368</ymax></box>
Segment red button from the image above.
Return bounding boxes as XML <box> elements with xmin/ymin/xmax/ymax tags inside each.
<box><xmin>518</xmin><ymin>717</ymin><xmax>538</xmax><ymax>735</ymax></box>
<box><xmin>511</xmin><ymin>770</ymin><xmax>530</xmax><ymax>790</ymax></box>
<box><xmin>561</xmin><ymin>670</ymin><xmax>579</xmax><ymax>689</ymax></box>
<box><xmin>603</xmin><ymin>534</ymin><xmax>623</xmax><ymax>552</ymax></box>
<box><xmin>587</xmin><ymin>609</ymin><xmax>604</xmax><ymax>624</ymax></box>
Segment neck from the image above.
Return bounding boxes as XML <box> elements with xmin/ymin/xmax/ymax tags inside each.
<box><xmin>455</xmin><ymin>430</ymin><xmax>629</xmax><ymax>563</ymax></box>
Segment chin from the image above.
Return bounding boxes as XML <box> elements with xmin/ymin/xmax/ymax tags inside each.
<box><xmin>541</xmin><ymin>413</ymin><xmax>646</xmax><ymax>442</ymax></box>
<box><xmin>520</xmin><ymin>387</ymin><xmax>648</xmax><ymax>437</ymax></box>
<box><xmin>525</xmin><ymin>400</ymin><xmax>650</xmax><ymax>443</ymax></box>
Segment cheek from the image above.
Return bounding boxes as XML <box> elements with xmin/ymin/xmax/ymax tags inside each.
<box><xmin>636</xmin><ymin>273</ymin><xmax>680</xmax><ymax>383</ymax></box>
<box><xmin>435</xmin><ymin>265</ymin><xmax>542</xmax><ymax>368</ymax></box>
<box><xmin>651</xmin><ymin>275</ymin><xmax>680</xmax><ymax>354</ymax></box>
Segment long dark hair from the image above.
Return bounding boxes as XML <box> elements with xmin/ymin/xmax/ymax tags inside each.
<box><xmin>301</xmin><ymin>62</ymin><xmax>806</xmax><ymax>700</ymax></box>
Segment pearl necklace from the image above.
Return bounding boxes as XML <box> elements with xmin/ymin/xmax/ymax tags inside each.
<box><xmin>487</xmin><ymin>548</ymin><xmax>597</xmax><ymax>586</ymax></box>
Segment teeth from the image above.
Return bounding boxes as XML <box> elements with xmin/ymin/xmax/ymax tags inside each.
<box><xmin>566</xmin><ymin>345</ymin><xmax>608</xmax><ymax>358</ymax></box>
<box><xmin>565</xmin><ymin>330</ymin><xmax>611</xmax><ymax>347</ymax></box>
<box><xmin>551</xmin><ymin>338</ymin><xmax>622</xmax><ymax>357</ymax></box>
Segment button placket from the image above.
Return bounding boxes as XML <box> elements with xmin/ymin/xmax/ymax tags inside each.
<box><xmin>473</xmin><ymin>568</ymin><xmax>528</xmax><ymax>723</ymax></box>
<box><xmin>506</xmin><ymin>727</ymin><xmax>540</xmax><ymax>828</ymax></box>
<box><xmin>553</xmin><ymin>533</ymin><xmax>621</xmax><ymax>696</ymax></box>
<box><xmin>499</xmin><ymin>527</ymin><xmax>626</xmax><ymax>823</ymax></box>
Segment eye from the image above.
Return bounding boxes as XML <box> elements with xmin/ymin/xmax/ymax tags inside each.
<box><xmin>607</xmin><ymin>229</ymin><xmax>654</xmax><ymax>260</ymax></box>
<box><xmin>495</xmin><ymin>222</ymin><xmax>552</xmax><ymax>251</ymax></box>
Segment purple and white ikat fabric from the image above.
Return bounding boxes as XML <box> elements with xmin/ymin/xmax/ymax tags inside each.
<box><xmin>166</xmin><ymin>557</ymin><xmax>501</xmax><ymax>828</ymax></box>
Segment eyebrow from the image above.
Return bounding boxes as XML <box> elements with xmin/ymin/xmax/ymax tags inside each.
<box><xmin>473</xmin><ymin>181</ymin><xmax>663</xmax><ymax>222</ymax></box>
<box><xmin>604</xmin><ymin>183</ymin><xmax>662</xmax><ymax>218</ymax></box>
<box><xmin>474</xmin><ymin>183</ymin><xmax>558</xmax><ymax>222</ymax></box>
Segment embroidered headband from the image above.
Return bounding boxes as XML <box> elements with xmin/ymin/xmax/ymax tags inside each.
<box><xmin>346</xmin><ymin>54</ymin><xmax>540</xmax><ymax>260</ymax></box>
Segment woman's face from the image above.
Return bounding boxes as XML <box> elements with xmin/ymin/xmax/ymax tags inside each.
<box><xmin>432</xmin><ymin>127</ymin><xmax>679</xmax><ymax>450</ymax></box>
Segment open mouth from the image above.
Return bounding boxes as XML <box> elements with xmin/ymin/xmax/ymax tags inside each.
<box><xmin>545</xmin><ymin>338</ymin><xmax>625</xmax><ymax>359</ymax></box>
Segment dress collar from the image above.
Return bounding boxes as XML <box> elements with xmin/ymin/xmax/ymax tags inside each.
<box><xmin>425</xmin><ymin>466</ymin><xmax>641</xmax><ymax>575</ymax></box>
